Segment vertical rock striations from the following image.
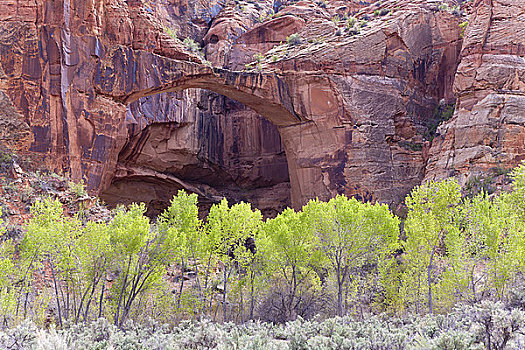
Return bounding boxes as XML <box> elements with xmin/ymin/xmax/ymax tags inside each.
<box><xmin>425</xmin><ymin>0</ymin><xmax>525</xmax><ymax>185</ymax></box>
<box><xmin>9</xmin><ymin>0</ymin><xmax>518</xmax><ymax>215</ymax></box>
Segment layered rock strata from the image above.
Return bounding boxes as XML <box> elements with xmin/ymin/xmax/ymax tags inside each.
<box><xmin>0</xmin><ymin>0</ymin><xmax>485</xmax><ymax>215</ymax></box>
<box><xmin>425</xmin><ymin>0</ymin><xmax>525</xmax><ymax>186</ymax></box>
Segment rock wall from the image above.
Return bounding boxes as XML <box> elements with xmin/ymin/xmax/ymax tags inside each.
<box><xmin>425</xmin><ymin>0</ymin><xmax>525</xmax><ymax>186</ymax></box>
<box><xmin>230</xmin><ymin>0</ymin><xmax>463</xmax><ymax>207</ymax></box>
<box><xmin>89</xmin><ymin>0</ymin><xmax>463</xmax><ymax>210</ymax></box>
<box><xmin>0</xmin><ymin>0</ymin><xmax>293</xmax><ymax>216</ymax></box>
<box><xmin>3</xmin><ymin>0</ymin><xmax>520</xmax><ymax>216</ymax></box>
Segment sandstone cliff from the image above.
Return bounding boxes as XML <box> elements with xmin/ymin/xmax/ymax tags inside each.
<box><xmin>0</xmin><ymin>0</ymin><xmax>521</xmax><ymax>215</ymax></box>
<box><xmin>425</xmin><ymin>0</ymin><xmax>525</xmax><ymax>188</ymax></box>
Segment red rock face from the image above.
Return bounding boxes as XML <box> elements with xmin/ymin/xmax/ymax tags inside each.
<box><xmin>424</xmin><ymin>0</ymin><xmax>525</xmax><ymax>185</ymax></box>
<box><xmin>0</xmin><ymin>0</ymin><xmax>488</xmax><ymax>216</ymax></box>
<box><xmin>0</xmin><ymin>0</ymin><xmax>292</xmax><ymax>216</ymax></box>
<box><xmin>221</xmin><ymin>0</ymin><xmax>463</xmax><ymax>207</ymax></box>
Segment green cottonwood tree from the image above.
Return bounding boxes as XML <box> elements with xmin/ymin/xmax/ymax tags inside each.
<box><xmin>0</xmin><ymin>207</ymin><xmax>16</xmax><ymax>324</ymax></box>
<box><xmin>258</xmin><ymin>208</ymin><xmax>323</xmax><ymax>321</ymax></box>
<box><xmin>75</xmin><ymin>220</ymin><xmax>112</xmax><ymax>322</ymax></box>
<box><xmin>507</xmin><ymin>161</ymin><xmax>525</xmax><ymax>221</ymax></box>
<box><xmin>463</xmin><ymin>192</ymin><xmax>525</xmax><ymax>300</ymax></box>
<box><xmin>23</xmin><ymin>198</ymin><xmax>84</xmax><ymax>327</ymax></box>
<box><xmin>205</xmin><ymin>199</ymin><xmax>262</xmax><ymax>322</ymax></box>
<box><xmin>158</xmin><ymin>190</ymin><xmax>203</xmax><ymax>314</ymax></box>
<box><xmin>303</xmin><ymin>195</ymin><xmax>400</xmax><ymax>316</ymax></box>
<box><xmin>109</xmin><ymin>203</ymin><xmax>176</xmax><ymax>327</ymax></box>
<box><xmin>458</xmin><ymin>163</ymin><xmax>525</xmax><ymax>302</ymax></box>
<box><xmin>403</xmin><ymin>179</ymin><xmax>461</xmax><ymax>314</ymax></box>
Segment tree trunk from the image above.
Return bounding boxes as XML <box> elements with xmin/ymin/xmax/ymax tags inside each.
<box><xmin>50</xmin><ymin>264</ymin><xmax>63</xmax><ymax>328</ymax></box>
<box><xmin>337</xmin><ymin>280</ymin><xmax>344</xmax><ymax>317</ymax></box>
<box><xmin>177</xmin><ymin>258</ymin><xmax>185</xmax><ymax>309</ymax></box>
<box><xmin>222</xmin><ymin>265</ymin><xmax>229</xmax><ymax>322</ymax></box>
<box><xmin>98</xmin><ymin>277</ymin><xmax>105</xmax><ymax>319</ymax></box>
<box><xmin>114</xmin><ymin>254</ymin><xmax>132</xmax><ymax>326</ymax></box>
<box><xmin>427</xmin><ymin>250</ymin><xmax>436</xmax><ymax>314</ymax></box>
<box><xmin>249</xmin><ymin>271</ymin><xmax>255</xmax><ymax>320</ymax></box>
<box><xmin>427</xmin><ymin>268</ymin><xmax>433</xmax><ymax>314</ymax></box>
<box><xmin>202</xmin><ymin>254</ymin><xmax>213</xmax><ymax>317</ymax></box>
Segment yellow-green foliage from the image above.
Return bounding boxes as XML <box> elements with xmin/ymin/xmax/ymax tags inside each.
<box><xmin>286</xmin><ymin>33</ymin><xmax>302</xmax><ymax>46</ymax></box>
<box><xmin>163</xmin><ymin>26</ymin><xmax>177</xmax><ymax>39</ymax></box>
<box><xmin>68</xmin><ymin>180</ymin><xmax>87</xmax><ymax>198</ymax></box>
<box><xmin>303</xmin><ymin>195</ymin><xmax>400</xmax><ymax>316</ymax></box>
<box><xmin>5</xmin><ymin>162</ymin><xmax>525</xmax><ymax>327</ymax></box>
<box><xmin>459</xmin><ymin>21</ymin><xmax>468</xmax><ymax>37</ymax></box>
<box><xmin>206</xmin><ymin>199</ymin><xmax>262</xmax><ymax>321</ymax></box>
<box><xmin>183</xmin><ymin>37</ymin><xmax>202</xmax><ymax>56</ymax></box>
<box><xmin>0</xmin><ymin>207</ymin><xmax>3</xmax><ymax>236</ymax></box>
<box><xmin>0</xmin><ymin>207</ymin><xmax>15</xmax><ymax>319</ymax></box>
<box><xmin>258</xmin><ymin>208</ymin><xmax>323</xmax><ymax>321</ymax></box>
<box><xmin>401</xmin><ymin>179</ymin><xmax>462</xmax><ymax>313</ymax></box>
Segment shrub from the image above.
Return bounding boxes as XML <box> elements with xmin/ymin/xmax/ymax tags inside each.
<box><xmin>345</xmin><ymin>16</ymin><xmax>357</xmax><ymax>29</ymax></box>
<box><xmin>0</xmin><ymin>149</ymin><xmax>13</xmax><ymax>172</ymax></box>
<box><xmin>451</xmin><ymin>5</ymin><xmax>462</xmax><ymax>17</ymax></box>
<box><xmin>183</xmin><ymin>37</ymin><xmax>202</xmax><ymax>55</ymax></box>
<box><xmin>286</xmin><ymin>33</ymin><xmax>303</xmax><ymax>46</ymax></box>
<box><xmin>253</xmin><ymin>52</ymin><xmax>264</xmax><ymax>63</ymax></box>
<box><xmin>426</xmin><ymin>103</ymin><xmax>455</xmax><ymax>140</ymax></box>
<box><xmin>7</xmin><ymin>303</ymin><xmax>525</xmax><ymax>349</ymax></box>
<box><xmin>163</xmin><ymin>26</ymin><xmax>177</xmax><ymax>40</ymax></box>
<box><xmin>439</xmin><ymin>3</ymin><xmax>450</xmax><ymax>11</ymax></box>
<box><xmin>460</xmin><ymin>21</ymin><xmax>468</xmax><ymax>37</ymax></box>
<box><xmin>68</xmin><ymin>180</ymin><xmax>87</xmax><ymax>198</ymax></box>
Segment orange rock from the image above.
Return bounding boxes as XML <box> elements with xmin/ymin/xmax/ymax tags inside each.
<box><xmin>0</xmin><ymin>0</ymin><xmax>483</xmax><ymax>216</ymax></box>
<box><xmin>425</xmin><ymin>0</ymin><xmax>525</xmax><ymax>186</ymax></box>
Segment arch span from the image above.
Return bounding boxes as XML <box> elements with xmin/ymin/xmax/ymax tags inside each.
<box><xmin>94</xmin><ymin>48</ymin><xmax>342</xmax><ymax>210</ymax></box>
<box><xmin>95</xmin><ymin>48</ymin><xmax>304</xmax><ymax>127</ymax></box>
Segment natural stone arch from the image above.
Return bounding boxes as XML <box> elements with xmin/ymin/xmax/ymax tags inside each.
<box><xmin>94</xmin><ymin>48</ymin><xmax>330</xmax><ymax>210</ymax></box>
<box><xmin>124</xmin><ymin>70</ymin><xmax>302</xmax><ymax>127</ymax></box>
<box><xmin>95</xmin><ymin>48</ymin><xmax>304</xmax><ymax>127</ymax></box>
<box><xmin>103</xmin><ymin>88</ymin><xmax>292</xmax><ymax>217</ymax></box>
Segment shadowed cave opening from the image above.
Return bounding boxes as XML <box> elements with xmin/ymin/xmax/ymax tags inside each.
<box><xmin>101</xmin><ymin>89</ymin><xmax>291</xmax><ymax>218</ymax></box>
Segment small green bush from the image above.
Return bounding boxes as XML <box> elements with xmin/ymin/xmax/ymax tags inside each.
<box><xmin>0</xmin><ymin>149</ymin><xmax>13</xmax><ymax>171</ymax></box>
<box><xmin>183</xmin><ymin>37</ymin><xmax>202</xmax><ymax>55</ymax></box>
<box><xmin>163</xmin><ymin>26</ymin><xmax>177</xmax><ymax>40</ymax></box>
<box><xmin>426</xmin><ymin>103</ymin><xmax>456</xmax><ymax>140</ymax></box>
<box><xmin>68</xmin><ymin>180</ymin><xmax>87</xmax><ymax>198</ymax></box>
<box><xmin>286</xmin><ymin>33</ymin><xmax>303</xmax><ymax>46</ymax></box>
<box><xmin>253</xmin><ymin>52</ymin><xmax>265</xmax><ymax>63</ymax></box>
<box><xmin>459</xmin><ymin>21</ymin><xmax>468</xmax><ymax>37</ymax></box>
<box><xmin>345</xmin><ymin>16</ymin><xmax>357</xmax><ymax>29</ymax></box>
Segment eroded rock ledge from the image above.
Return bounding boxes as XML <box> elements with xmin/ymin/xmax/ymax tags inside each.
<box><xmin>2</xmin><ymin>0</ymin><xmax>521</xmax><ymax>215</ymax></box>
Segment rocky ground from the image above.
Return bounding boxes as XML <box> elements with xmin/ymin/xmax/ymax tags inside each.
<box><xmin>0</xmin><ymin>148</ymin><xmax>112</xmax><ymax>235</ymax></box>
